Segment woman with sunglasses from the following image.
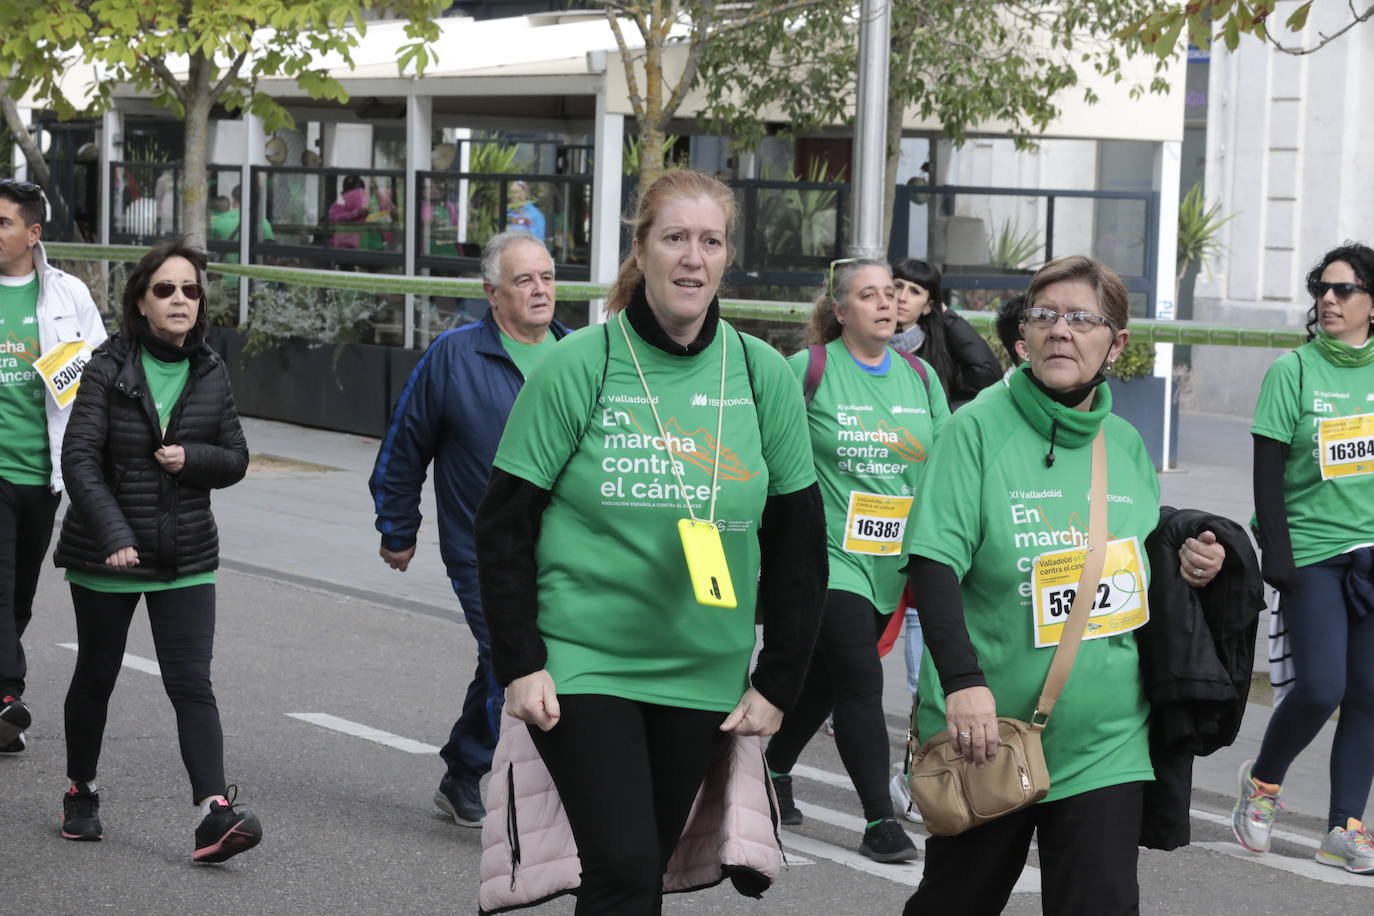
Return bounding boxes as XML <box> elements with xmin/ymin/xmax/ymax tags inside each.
<box><xmin>1232</xmin><ymin>242</ymin><xmax>1374</xmax><ymax>874</ymax></box>
<box><xmin>53</xmin><ymin>240</ymin><xmax>262</xmax><ymax>863</ymax></box>
<box><xmin>903</xmin><ymin>256</ymin><xmax>1225</xmax><ymax>915</ymax></box>
<box><xmin>765</xmin><ymin>258</ymin><xmax>949</xmax><ymax>864</ymax></box>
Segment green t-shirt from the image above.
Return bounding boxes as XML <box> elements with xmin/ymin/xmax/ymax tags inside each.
<box><xmin>790</xmin><ymin>339</ymin><xmax>950</xmax><ymax>613</ymax></box>
<box><xmin>1251</xmin><ymin>342</ymin><xmax>1374</xmax><ymax>565</ymax></box>
<box><xmin>0</xmin><ymin>275</ymin><xmax>50</xmax><ymax>486</ymax></box>
<box><xmin>500</xmin><ymin>329</ymin><xmax>559</xmax><ymax>381</ymax></box>
<box><xmin>66</xmin><ymin>346</ymin><xmax>210</xmax><ymax>593</ymax></box>
<box><xmin>493</xmin><ymin>315</ymin><xmax>816</xmax><ymax>711</ymax></box>
<box><xmin>908</xmin><ymin>378</ymin><xmax>1159</xmax><ymax>803</ymax></box>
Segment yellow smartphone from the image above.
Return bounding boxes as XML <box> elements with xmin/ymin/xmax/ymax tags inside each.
<box><xmin>678</xmin><ymin>519</ymin><xmax>737</xmax><ymax>608</ymax></box>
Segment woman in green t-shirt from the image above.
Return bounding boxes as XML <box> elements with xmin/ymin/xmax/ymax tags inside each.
<box><xmin>902</xmin><ymin>256</ymin><xmax>1226</xmax><ymax>915</ymax></box>
<box><xmin>475</xmin><ymin>170</ymin><xmax>826</xmax><ymax>912</ymax></box>
<box><xmin>52</xmin><ymin>241</ymin><xmax>261</xmax><ymax>864</ymax></box>
<box><xmin>765</xmin><ymin>259</ymin><xmax>948</xmax><ymax>864</ymax></box>
<box><xmin>1233</xmin><ymin>243</ymin><xmax>1374</xmax><ymax>874</ymax></box>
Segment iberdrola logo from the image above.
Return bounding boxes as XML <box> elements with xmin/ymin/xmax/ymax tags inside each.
<box><xmin>690</xmin><ymin>392</ymin><xmax>709</xmax><ymax>407</ymax></box>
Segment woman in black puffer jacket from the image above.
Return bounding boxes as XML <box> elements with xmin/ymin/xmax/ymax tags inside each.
<box><xmin>53</xmin><ymin>240</ymin><xmax>262</xmax><ymax>864</ymax></box>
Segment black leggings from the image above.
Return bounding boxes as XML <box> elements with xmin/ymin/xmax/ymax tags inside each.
<box><xmin>64</xmin><ymin>583</ymin><xmax>226</xmax><ymax>803</ymax></box>
<box><xmin>0</xmin><ymin>478</ymin><xmax>60</xmax><ymax>696</ymax></box>
<box><xmin>528</xmin><ymin>694</ymin><xmax>728</xmax><ymax>914</ymax></box>
<box><xmin>765</xmin><ymin>589</ymin><xmax>891</xmax><ymax>822</ymax></box>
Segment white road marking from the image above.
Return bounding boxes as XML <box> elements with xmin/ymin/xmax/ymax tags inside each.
<box><xmin>57</xmin><ymin>642</ymin><xmax>161</xmax><ymax>676</ymax></box>
<box><xmin>782</xmin><ymin>832</ymin><xmax>923</xmax><ymax>887</ymax></box>
<box><xmin>1189</xmin><ymin>807</ymin><xmax>1320</xmax><ymax>849</ymax></box>
<box><xmin>1193</xmin><ymin>842</ymin><xmax>1374</xmax><ymax>887</ymax></box>
<box><xmin>286</xmin><ymin>713</ymin><xmax>440</xmax><ymax>754</ymax></box>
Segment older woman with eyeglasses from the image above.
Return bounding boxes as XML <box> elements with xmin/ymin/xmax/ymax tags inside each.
<box><xmin>53</xmin><ymin>239</ymin><xmax>261</xmax><ymax>863</ymax></box>
<box><xmin>765</xmin><ymin>257</ymin><xmax>949</xmax><ymax>864</ymax></box>
<box><xmin>1232</xmin><ymin>242</ymin><xmax>1374</xmax><ymax>874</ymax></box>
<box><xmin>901</xmin><ymin>255</ymin><xmax>1225</xmax><ymax>916</ymax></box>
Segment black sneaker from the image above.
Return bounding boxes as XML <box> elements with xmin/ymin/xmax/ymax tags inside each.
<box><xmin>771</xmin><ymin>774</ymin><xmax>803</xmax><ymax>826</ymax></box>
<box><xmin>192</xmin><ymin>786</ymin><xmax>262</xmax><ymax>863</ymax></box>
<box><xmin>61</xmin><ymin>784</ymin><xmax>104</xmax><ymax>841</ymax></box>
<box><xmin>0</xmin><ymin>731</ymin><xmax>26</xmax><ymax>753</ymax></box>
<box><xmin>434</xmin><ymin>774</ymin><xmax>484</xmax><ymax>827</ymax></box>
<box><xmin>0</xmin><ymin>695</ymin><xmax>30</xmax><ymax>744</ymax></box>
<box><xmin>859</xmin><ymin>817</ymin><xmax>919</xmax><ymax>863</ymax></box>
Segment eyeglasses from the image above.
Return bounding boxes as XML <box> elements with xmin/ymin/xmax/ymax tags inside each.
<box><xmin>827</xmin><ymin>257</ymin><xmax>860</xmax><ymax>299</ymax></box>
<box><xmin>1021</xmin><ymin>306</ymin><xmax>1115</xmax><ymax>333</ymax></box>
<box><xmin>150</xmin><ymin>281</ymin><xmax>204</xmax><ymax>301</ymax></box>
<box><xmin>0</xmin><ymin>178</ymin><xmax>42</xmax><ymax>199</ymax></box>
<box><xmin>1310</xmin><ymin>281</ymin><xmax>1369</xmax><ymax>301</ymax></box>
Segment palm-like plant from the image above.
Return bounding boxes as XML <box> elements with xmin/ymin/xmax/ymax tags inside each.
<box><xmin>1176</xmin><ymin>182</ymin><xmax>1233</xmax><ymax>292</ymax></box>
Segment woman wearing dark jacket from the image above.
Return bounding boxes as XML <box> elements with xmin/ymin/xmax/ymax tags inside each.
<box><xmin>53</xmin><ymin>240</ymin><xmax>261</xmax><ymax>864</ymax></box>
<box><xmin>890</xmin><ymin>258</ymin><xmax>1001</xmax><ymax>407</ymax></box>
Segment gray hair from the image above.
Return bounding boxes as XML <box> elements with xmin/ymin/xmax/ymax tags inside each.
<box><xmin>480</xmin><ymin>230</ymin><xmax>551</xmax><ymax>286</ymax></box>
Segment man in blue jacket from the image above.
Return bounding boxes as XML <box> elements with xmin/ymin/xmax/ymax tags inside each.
<box><xmin>369</xmin><ymin>231</ymin><xmax>569</xmax><ymax>825</ymax></box>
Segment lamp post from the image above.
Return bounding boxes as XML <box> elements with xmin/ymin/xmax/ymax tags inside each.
<box><xmin>848</xmin><ymin>0</ymin><xmax>890</xmax><ymax>258</ymax></box>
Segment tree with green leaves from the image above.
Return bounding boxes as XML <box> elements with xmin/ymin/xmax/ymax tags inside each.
<box><xmin>697</xmin><ymin>1</ymin><xmax>1173</xmax><ymax>243</ymax></box>
<box><xmin>0</xmin><ymin>1</ymin><xmax>445</xmax><ymax>245</ymax></box>
<box><xmin>1117</xmin><ymin>2</ymin><xmax>1371</xmax><ymax>57</ymax></box>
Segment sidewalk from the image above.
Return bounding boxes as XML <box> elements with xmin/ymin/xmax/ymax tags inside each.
<box><xmin>223</xmin><ymin>411</ymin><xmax>1333</xmax><ymax>823</ymax></box>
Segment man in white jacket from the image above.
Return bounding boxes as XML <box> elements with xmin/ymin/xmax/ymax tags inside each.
<box><xmin>0</xmin><ymin>178</ymin><xmax>107</xmax><ymax>754</ymax></box>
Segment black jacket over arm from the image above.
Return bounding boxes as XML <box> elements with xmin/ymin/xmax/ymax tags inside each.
<box><xmin>54</xmin><ymin>332</ymin><xmax>248</xmax><ymax>580</ymax></box>
<box><xmin>1138</xmin><ymin>506</ymin><xmax>1265</xmax><ymax>850</ymax></box>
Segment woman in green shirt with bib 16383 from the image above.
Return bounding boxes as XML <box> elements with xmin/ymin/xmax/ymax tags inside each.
<box><xmin>53</xmin><ymin>241</ymin><xmax>261</xmax><ymax>865</ymax></box>
<box><xmin>902</xmin><ymin>256</ymin><xmax>1226</xmax><ymax>916</ymax></box>
<box><xmin>765</xmin><ymin>258</ymin><xmax>948</xmax><ymax>865</ymax></box>
<box><xmin>475</xmin><ymin>170</ymin><xmax>827</xmax><ymax>913</ymax></box>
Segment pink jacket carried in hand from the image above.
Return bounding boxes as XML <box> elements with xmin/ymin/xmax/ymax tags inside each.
<box><xmin>478</xmin><ymin>711</ymin><xmax>786</xmax><ymax>914</ymax></box>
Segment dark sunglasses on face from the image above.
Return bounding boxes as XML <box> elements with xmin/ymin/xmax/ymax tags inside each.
<box><xmin>1310</xmin><ymin>281</ymin><xmax>1369</xmax><ymax>301</ymax></box>
<box><xmin>150</xmin><ymin>281</ymin><xmax>204</xmax><ymax>301</ymax></box>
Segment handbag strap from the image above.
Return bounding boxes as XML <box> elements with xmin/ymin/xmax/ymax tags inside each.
<box><xmin>1033</xmin><ymin>428</ymin><xmax>1108</xmax><ymax>723</ymax></box>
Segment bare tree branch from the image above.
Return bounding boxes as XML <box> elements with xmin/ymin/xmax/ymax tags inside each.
<box><xmin>142</xmin><ymin>53</ymin><xmax>189</xmax><ymax>105</ymax></box>
<box><xmin>209</xmin><ymin>49</ymin><xmax>249</xmax><ymax>101</ymax></box>
<box><xmin>661</xmin><ymin>7</ymin><xmax>714</xmax><ymax>123</ymax></box>
<box><xmin>1266</xmin><ymin>2</ymin><xmax>1374</xmax><ymax>55</ymax></box>
<box><xmin>605</xmin><ymin>10</ymin><xmax>646</xmax><ymax>120</ymax></box>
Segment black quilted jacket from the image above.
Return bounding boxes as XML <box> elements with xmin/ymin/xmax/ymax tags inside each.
<box><xmin>54</xmin><ymin>332</ymin><xmax>248</xmax><ymax>580</ymax></box>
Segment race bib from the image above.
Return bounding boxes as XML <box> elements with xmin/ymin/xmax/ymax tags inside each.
<box><xmin>34</xmin><ymin>341</ymin><xmax>93</xmax><ymax>408</ymax></box>
<box><xmin>842</xmin><ymin>491</ymin><xmax>913</xmax><ymax>555</ymax></box>
<box><xmin>1031</xmin><ymin>536</ymin><xmax>1149</xmax><ymax>648</ymax></box>
<box><xmin>1317</xmin><ymin>413</ymin><xmax>1374</xmax><ymax>480</ymax></box>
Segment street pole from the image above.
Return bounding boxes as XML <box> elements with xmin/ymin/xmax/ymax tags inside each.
<box><xmin>848</xmin><ymin>0</ymin><xmax>890</xmax><ymax>258</ymax></box>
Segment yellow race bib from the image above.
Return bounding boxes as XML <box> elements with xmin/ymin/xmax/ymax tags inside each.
<box><xmin>1030</xmin><ymin>536</ymin><xmax>1149</xmax><ymax>648</ymax></box>
<box><xmin>33</xmin><ymin>341</ymin><xmax>93</xmax><ymax>408</ymax></box>
<box><xmin>1317</xmin><ymin>413</ymin><xmax>1374</xmax><ymax>480</ymax></box>
<box><xmin>841</xmin><ymin>490</ymin><xmax>913</xmax><ymax>556</ymax></box>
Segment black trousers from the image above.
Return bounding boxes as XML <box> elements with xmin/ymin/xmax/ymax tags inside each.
<box><xmin>0</xmin><ymin>478</ymin><xmax>60</xmax><ymax>697</ymax></box>
<box><xmin>905</xmin><ymin>781</ymin><xmax>1144</xmax><ymax>916</ymax></box>
<box><xmin>64</xmin><ymin>583</ymin><xmax>226</xmax><ymax>803</ymax></box>
<box><xmin>765</xmin><ymin>589</ymin><xmax>892</xmax><ymax>821</ymax></box>
<box><xmin>528</xmin><ymin>694</ymin><xmax>728</xmax><ymax>915</ymax></box>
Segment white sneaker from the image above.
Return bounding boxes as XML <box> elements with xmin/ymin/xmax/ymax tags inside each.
<box><xmin>889</xmin><ymin>772</ymin><xmax>923</xmax><ymax>824</ymax></box>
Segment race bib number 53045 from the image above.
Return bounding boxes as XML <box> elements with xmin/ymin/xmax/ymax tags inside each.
<box><xmin>1030</xmin><ymin>536</ymin><xmax>1149</xmax><ymax>648</ymax></box>
<box><xmin>34</xmin><ymin>341</ymin><xmax>93</xmax><ymax>408</ymax></box>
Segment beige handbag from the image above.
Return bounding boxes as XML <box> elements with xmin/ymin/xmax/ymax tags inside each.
<box><xmin>907</xmin><ymin>429</ymin><xmax>1107</xmax><ymax>836</ymax></box>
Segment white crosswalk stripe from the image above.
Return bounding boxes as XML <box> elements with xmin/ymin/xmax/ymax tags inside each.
<box><xmin>57</xmin><ymin>642</ymin><xmax>161</xmax><ymax>676</ymax></box>
<box><xmin>286</xmin><ymin>712</ymin><xmax>441</xmax><ymax>754</ymax></box>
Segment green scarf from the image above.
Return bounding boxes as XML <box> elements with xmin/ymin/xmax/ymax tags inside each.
<box><xmin>1313</xmin><ymin>330</ymin><xmax>1374</xmax><ymax>369</ymax></box>
<box><xmin>1008</xmin><ymin>367</ymin><xmax>1112</xmax><ymax>467</ymax></box>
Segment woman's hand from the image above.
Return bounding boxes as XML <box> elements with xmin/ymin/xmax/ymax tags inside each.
<box><xmin>720</xmin><ymin>687</ymin><xmax>783</xmax><ymax>736</ymax></box>
<box><xmin>945</xmin><ymin>685</ymin><xmax>999</xmax><ymax>766</ymax></box>
<box><xmin>1179</xmin><ymin>529</ymin><xmax>1226</xmax><ymax>588</ymax></box>
<box><xmin>505</xmin><ymin>670</ymin><xmax>560</xmax><ymax>732</ymax></box>
<box><xmin>104</xmin><ymin>546</ymin><xmax>139</xmax><ymax>569</ymax></box>
<box><xmin>153</xmin><ymin>445</ymin><xmax>185</xmax><ymax>474</ymax></box>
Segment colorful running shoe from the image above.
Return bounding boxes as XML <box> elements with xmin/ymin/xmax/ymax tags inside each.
<box><xmin>1231</xmin><ymin>759</ymin><xmax>1283</xmax><ymax>853</ymax></box>
<box><xmin>193</xmin><ymin>786</ymin><xmax>262</xmax><ymax>863</ymax></box>
<box><xmin>1316</xmin><ymin>819</ymin><xmax>1374</xmax><ymax>875</ymax></box>
<box><xmin>61</xmin><ymin>784</ymin><xmax>104</xmax><ymax>841</ymax></box>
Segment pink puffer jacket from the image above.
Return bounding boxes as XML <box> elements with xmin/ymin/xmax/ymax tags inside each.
<box><xmin>478</xmin><ymin>710</ymin><xmax>785</xmax><ymax>914</ymax></box>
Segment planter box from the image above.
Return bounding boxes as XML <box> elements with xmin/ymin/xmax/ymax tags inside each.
<box><xmin>208</xmin><ymin>326</ymin><xmax>409</xmax><ymax>438</ymax></box>
<box><xmin>1108</xmin><ymin>375</ymin><xmax>1180</xmax><ymax>470</ymax></box>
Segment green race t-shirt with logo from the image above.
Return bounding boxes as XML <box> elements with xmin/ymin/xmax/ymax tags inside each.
<box><xmin>500</xmin><ymin>328</ymin><xmax>559</xmax><ymax>381</ymax></box>
<box><xmin>0</xmin><ymin>274</ymin><xmax>50</xmax><ymax>486</ymax></box>
<box><xmin>1251</xmin><ymin>341</ymin><xmax>1374</xmax><ymax>565</ymax></box>
<box><xmin>908</xmin><ymin>376</ymin><xmax>1160</xmax><ymax>803</ymax></box>
<box><xmin>494</xmin><ymin>315</ymin><xmax>816</xmax><ymax>712</ymax></box>
<box><xmin>790</xmin><ymin>338</ymin><xmax>949</xmax><ymax>613</ymax></box>
<box><xmin>66</xmin><ymin>347</ymin><xmax>212</xmax><ymax>594</ymax></box>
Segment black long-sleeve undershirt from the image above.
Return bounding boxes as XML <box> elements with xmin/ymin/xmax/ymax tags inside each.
<box><xmin>1252</xmin><ymin>433</ymin><xmax>1298</xmax><ymax>592</ymax></box>
<box><xmin>907</xmin><ymin>555</ymin><xmax>986</xmax><ymax>695</ymax></box>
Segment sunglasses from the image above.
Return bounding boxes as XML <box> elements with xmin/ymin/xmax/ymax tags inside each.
<box><xmin>1021</xmin><ymin>306</ymin><xmax>1115</xmax><ymax>333</ymax></box>
<box><xmin>827</xmin><ymin>257</ymin><xmax>860</xmax><ymax>299</ymax></box>
<box><xmin>1310</xmin><ymin>281</ymin><xmax>1369</xmax><ymax>301</ymax></box>
<box><xmin>0</xmin><ymin>177</ymin><xmax>42</xmax><ymax>199</ymax></box>
<box><xmin>150</xmin><ymin>281</ymin><xmax>204</xmax><ymax>301</ymax></box>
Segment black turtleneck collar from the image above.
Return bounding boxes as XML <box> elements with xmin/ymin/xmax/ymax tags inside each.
<box><xmin>625</xmin><ymin>279</ymin><xmax>720</xmax><ymax>356</ymax></box>
<box><xmin>131</xmin><ymin>313</ymin><xmax>203</xmax><ymax>363</ymax></box>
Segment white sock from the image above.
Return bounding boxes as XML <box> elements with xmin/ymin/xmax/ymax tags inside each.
<box><xmin>69</xmin><ymin>781</ymin><xmax>98</xmax><ymax>794</ymax></box>
<box><xmin>196</xmin><ymin>796</ymin><xmax>226</xmax><ymax>818</ymax></box>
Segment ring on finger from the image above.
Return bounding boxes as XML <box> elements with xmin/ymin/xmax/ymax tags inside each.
<box><xmin>958</xmin><ymin>730</ymin><xmax>971</xmax><ymax>740</ymax></box>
